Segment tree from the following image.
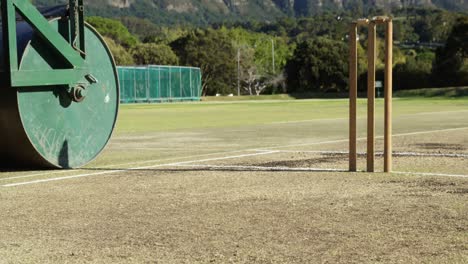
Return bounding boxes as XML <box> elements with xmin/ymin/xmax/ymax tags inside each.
<box><xmin>171</xmin><ymin>29</ymin><xmax>236</xmax><ymax>96</ymax></box>
<box><xmin>103</xmin><ymin>37</ymin><xmax>134</xmax><ymax>66</ymax></box>
<box><xmin>225</xmin><ymin>27</ymin><xmax>292</xmax><ymax>76</ymax></box>
<box><xmin>432</xmin><ymin>17</ymin><xmax>468</xmax><ymax>87</ymax></box>
<box><xmin>119</xmin><ymin>16</ymin><xmax>161</xmax><ymax>39</ymax></box>
<box><xmin>242</xmin><ymin>65</ymin><xmax>268</xmax><ymax>96</ymax></box>
<box><xmin>87</xmin><ymin>16</ymin><xmax>138</xmax><ymax>48</ymax></box>
<box><xmin>130</xmin><ymin>43</ymin><xmax>179</xmax><ymax>65</ymax></box>
<box><xmin>285</xmin><ymin>37</ymin><xmax>348</xmax><ymax>93</ymax></box>
<box><xmin>394</xmin><ymin>54</ymin><xmax>433</xmax><ymax>90</ymax></box>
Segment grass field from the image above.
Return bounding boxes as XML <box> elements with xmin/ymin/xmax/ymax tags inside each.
<box><xmin>0</xmin><ymin>98</ymin><xmax>467</xmax><ymax>263</ymax></box>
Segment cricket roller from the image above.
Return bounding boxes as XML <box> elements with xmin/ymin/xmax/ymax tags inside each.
<box><xmin>0</xmin><ymin>0</ymin><xmax>119</xmax><ymax>168</ymax></box>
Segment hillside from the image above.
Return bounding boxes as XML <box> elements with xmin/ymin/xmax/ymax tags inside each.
<box><xmin>33</xmin><ymin>0</ymin><xmax>468</xmax><ymax>24</ymax></box>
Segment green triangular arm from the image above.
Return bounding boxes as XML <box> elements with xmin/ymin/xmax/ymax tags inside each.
<box><xmin>1</xmin><ymin>0</ymin><xmax>87</xmax><ymax>87</ymax></box>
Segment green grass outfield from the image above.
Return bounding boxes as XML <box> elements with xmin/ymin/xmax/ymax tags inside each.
<box><xmin>200</xmin><ymin>87</ymin><xmax>468</xmax><ymax>103</ymax></box>
<box><xmin>116</xmin><ymin>97</ymin><xmax>468</xmax><ymax>133</ymax></box>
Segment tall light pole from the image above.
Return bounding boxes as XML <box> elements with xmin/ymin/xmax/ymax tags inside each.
<box><xmin>271</xmin><ymin>38</ymin><xmax>275</xmax><ymax>74</ymax></box>
<box><xmin>237</xmin><ymin>47</ymin><xmax>241</xmax><ymax>96</ymax></box>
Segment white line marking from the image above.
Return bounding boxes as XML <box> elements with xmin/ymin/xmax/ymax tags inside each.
<box><xmin>2</xmin><ymin>126</ymin><xmax>467</xmax><ymax>185</ymax></box>
<box><xmin>2</xmin><ymin>151</ymin><xmax>279</xmax><ymax>187</ymax></box>
<box><xmin>2</xmin><ymin>170</ymin><xmax>122</xmax><ymax>187</ymax></box>
<box><xmin>394</xmin><ymin>171</ymin><xmax>468</xmax><ymax>179</ymax></box>
<box><xmin>0</xmin><ymin>150</ymin><xmax>266</xmax><ymax>181</ymax></box>
<box><xmin>128</xmin><ymin>151</ymin><xmax>280</xmax><ymax>170</ymax></box>
<box><xmin>271</xmin><ymin>110</ymin><xmax>468</xmax><ymax>124</ymax></box>
<box><xmin>261</xmin><ymin>127</ymin><xmax>468</xmax><ymax>150</ymax></box>
<box><xmin>159</xmin><ymin>127</ymin><xmax>468</xmax><ymax>156</ymax></box>
<box><xmin>391</xmin><ymin>127</ymin><xmax>468</xmax><ymax>137</ymax></box>
<box><xmin>0</xmin><ymin>170</ymin><xmax>74</xmax><ymax>181</ymax></box>
<box><xmin>262</xmin><ymin>150</ymin><xmax>468</xmax><ymax>158</ymax></box>
<box><xmin>172</xmin><ymin>164</ymin><xmax>346</xmax><ymax>172</ymax></box>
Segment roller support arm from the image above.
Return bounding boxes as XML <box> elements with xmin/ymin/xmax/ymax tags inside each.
<box><xmin>1</xmin><ymin>0</ymin><xmax>87</xmax><ymax>87</ymax></box>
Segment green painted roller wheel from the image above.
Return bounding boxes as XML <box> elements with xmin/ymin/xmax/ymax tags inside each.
<box><xmin>0</xmin><ymin>19</ymin><xmax>119</xmax><ymax>169</ymax></box>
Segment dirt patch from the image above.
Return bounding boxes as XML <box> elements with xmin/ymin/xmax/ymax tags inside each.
<box><xmin>413</xmin><ymin>143</ymin><xmax>466</xmax><ymax>151</ymax></box>
<box><xmin>257</xmin><ymin>153</ymin><xmax>346</xmax><ymax>168</ymax></box>
<box><xmin>397</xmin><ymin>178</ymin><xmax>468</xmax><ymax>196</ymax></box>
<box><xmin>447</xmin><ymin>188</ymin><xmax>468</xmax><ymax>194</ymax></box>
<box><xmin>1</xmin><ymin>171</ymin><xmax>467</xmax><ymax>263</ymax></box>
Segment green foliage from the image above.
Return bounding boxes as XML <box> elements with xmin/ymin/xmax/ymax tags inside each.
<box><xmin>223</xmin><ymin>27</ymin><xmax>292</xmax><ymax>75</ymax></box>
<box><xmin>87</xmin><ymin>16</ymin><xmax>138</xmax><ymax>48</ymax></box>
<box><xmin>130</xmin><ymin>43</ymin><xmax>179</xmax><ymax>65</ymax></box>
<box><xmin>394</xmin><ymin>87</ymin><xmax>468</xmax><ymax>98</ymax></box>
<box><xmin>285</xmin><ymin>37</ymin><xmax>348</xmax><ymax>92</ymax></box>
<box><xmin>103</xmin><ymin>37</ymin><xmax>135</xmax><ymax>66</ymax></box>
<box><xmin>119</xmin><ymin>16</ymin><xmax>162</xmax><ymax>39</ymax></box>
<box><xmin>142</xmin><ymin>27</ymin><xmax>190</xmax><ymax>45</ymax></box>
<box><xmin>432</xmin><ymin>17</ymin><xmax>468</xmax><ymax>87</ymax></box>
<box><xmin>171</xmin><ymin>29</ymin><xmax>236</xmax><ymax>95</ymax></box>
<box><xmin>394</xmin><ymin>54</ymin><xmax>433</xmax><ymax>90</ymax></box>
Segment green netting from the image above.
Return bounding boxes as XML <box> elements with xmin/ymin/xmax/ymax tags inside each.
<box><xmin>117</xmin><ymin>65</ymin><xmax>202</xmax><ymax>103</ymax></box>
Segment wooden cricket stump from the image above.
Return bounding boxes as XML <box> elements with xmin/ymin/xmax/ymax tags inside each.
<box><xmin>349</xmin><ymin>17</ymin><xmax>393</xmax><ymax>173</ymax></box>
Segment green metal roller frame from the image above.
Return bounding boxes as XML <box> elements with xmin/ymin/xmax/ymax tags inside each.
<box><xmin>0</xmin><ymin>0</ymin><xmax>119</xmax><ymax>169</ymax></box>
<box><xmin>1</xmin><ymin>0</ymin><xmax>87</xmax><ymax>87</ymax></box>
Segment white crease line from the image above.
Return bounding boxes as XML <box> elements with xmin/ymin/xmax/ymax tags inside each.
<box><xmin>172</xmin><ymin>164</ymin><xmax>346</xmax><ymax>172</ymax></box>
<box><xmin>391</xmin><ymin>127</ymin><xmax>468</xmax><ymax>137</ymax></box>
<box><xmin>2</xmin><ymin>151</ymin><xmax>279</xmax><ymax>187</ymax></box>
<box><xmin>133</xmin><ymin>151</ymin><xmax>279</xmax><ymax>169</ymax></box>
<box><xmin>394</xmin><ymin>171</ymin><xmax>468</xmax><ymax>179</ymax></box>
<box><xmin>0</xmin><ymin>149</ymin><xmax>266</xmax><ymax>181</ymax></box>
<box><xmin>262</xmin><ymin>127</ymin><xmax>468</xmax><ymax>150</ymax></box>
<box><xmin>0</xmin><ymin>170</ymin><xmax>75</xmax><ymax>181</ymax></box>
<box><xmin>2</xmin><ymin>170</ymin><xmax>122</xmax><ymax>187</ymax></box>
<box><xmin>271</xmin><ymin>110</ymin><xmax>468</xmax><ymax>124</ymax></box>
<box><xmin>259</xmin><ymin>150</ymin><xmax>468</xmax><ymax>158</ymax></box>
<box><xmin>2</xmin><ymin>126</ymin><xmax>467</xmax><ymax>183</ymax></box>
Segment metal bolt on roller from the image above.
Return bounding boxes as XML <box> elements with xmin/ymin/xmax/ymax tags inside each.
<box><xmin>0</xmin><ymin>0</ymin><xmax>119</xmax><ymax>169</ymax></box>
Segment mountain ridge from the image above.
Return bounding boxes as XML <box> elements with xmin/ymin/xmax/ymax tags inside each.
<box><xmin>33</xmin><ymin>0</ymin><xmax>468</xmax><ymax>25</ymax></box>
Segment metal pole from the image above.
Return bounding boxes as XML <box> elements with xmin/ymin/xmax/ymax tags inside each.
<box><xmin>133</xmin><ymin>69</ymin><xmax>136</xmax><ymax>103</ymax></box>
<box><xmin>169</xmin><ymin>66</ymin><xmax>172</xmax><ymax>100</ymax></box>
<box><xmin>189</xmin><ymin>68</ymin><xmax>192</xmax><ymax>99</ymax></box>
<box><xmin>180</xmin><ymin>67</ymin><xmax>182</xmax><ymax>100</ymax></box>
<box><xmin>158</xmin><ymin>66</ymin><xmax>161</xmax><ymax>101</ymax></box>
<box><xmin>147</xmin><ymin>67</ymin><xmax>150</xmax><ymax>103</ymax></box>
<box><xmin>272</xmin><ymin>38</ymin><xmax>275</xmax><ymax>74</ymax></box>
<box><xmin>384</xmin><ymin>19</ymin><xmax>393</xmax><ymax>173</ymax></box>
<box><xmin>237</xmin><ymin>48</ymin><xmax>240</xmax><ymax>96</ymax></box>
<box><xmin>349</xmin><ymin>23</ymin><xmax>358</xmax><ymax>172</ymax></box>
<box><xmin>367</xmin><ymin>22</ymin><xmax>376</xmax><ymax>173</ymax></box>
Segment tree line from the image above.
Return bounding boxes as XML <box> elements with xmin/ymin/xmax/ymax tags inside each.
<box><xmin>87</xmin><ymin>8</ymin><xmax>468</xmax><ymax>96</ymax></box>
